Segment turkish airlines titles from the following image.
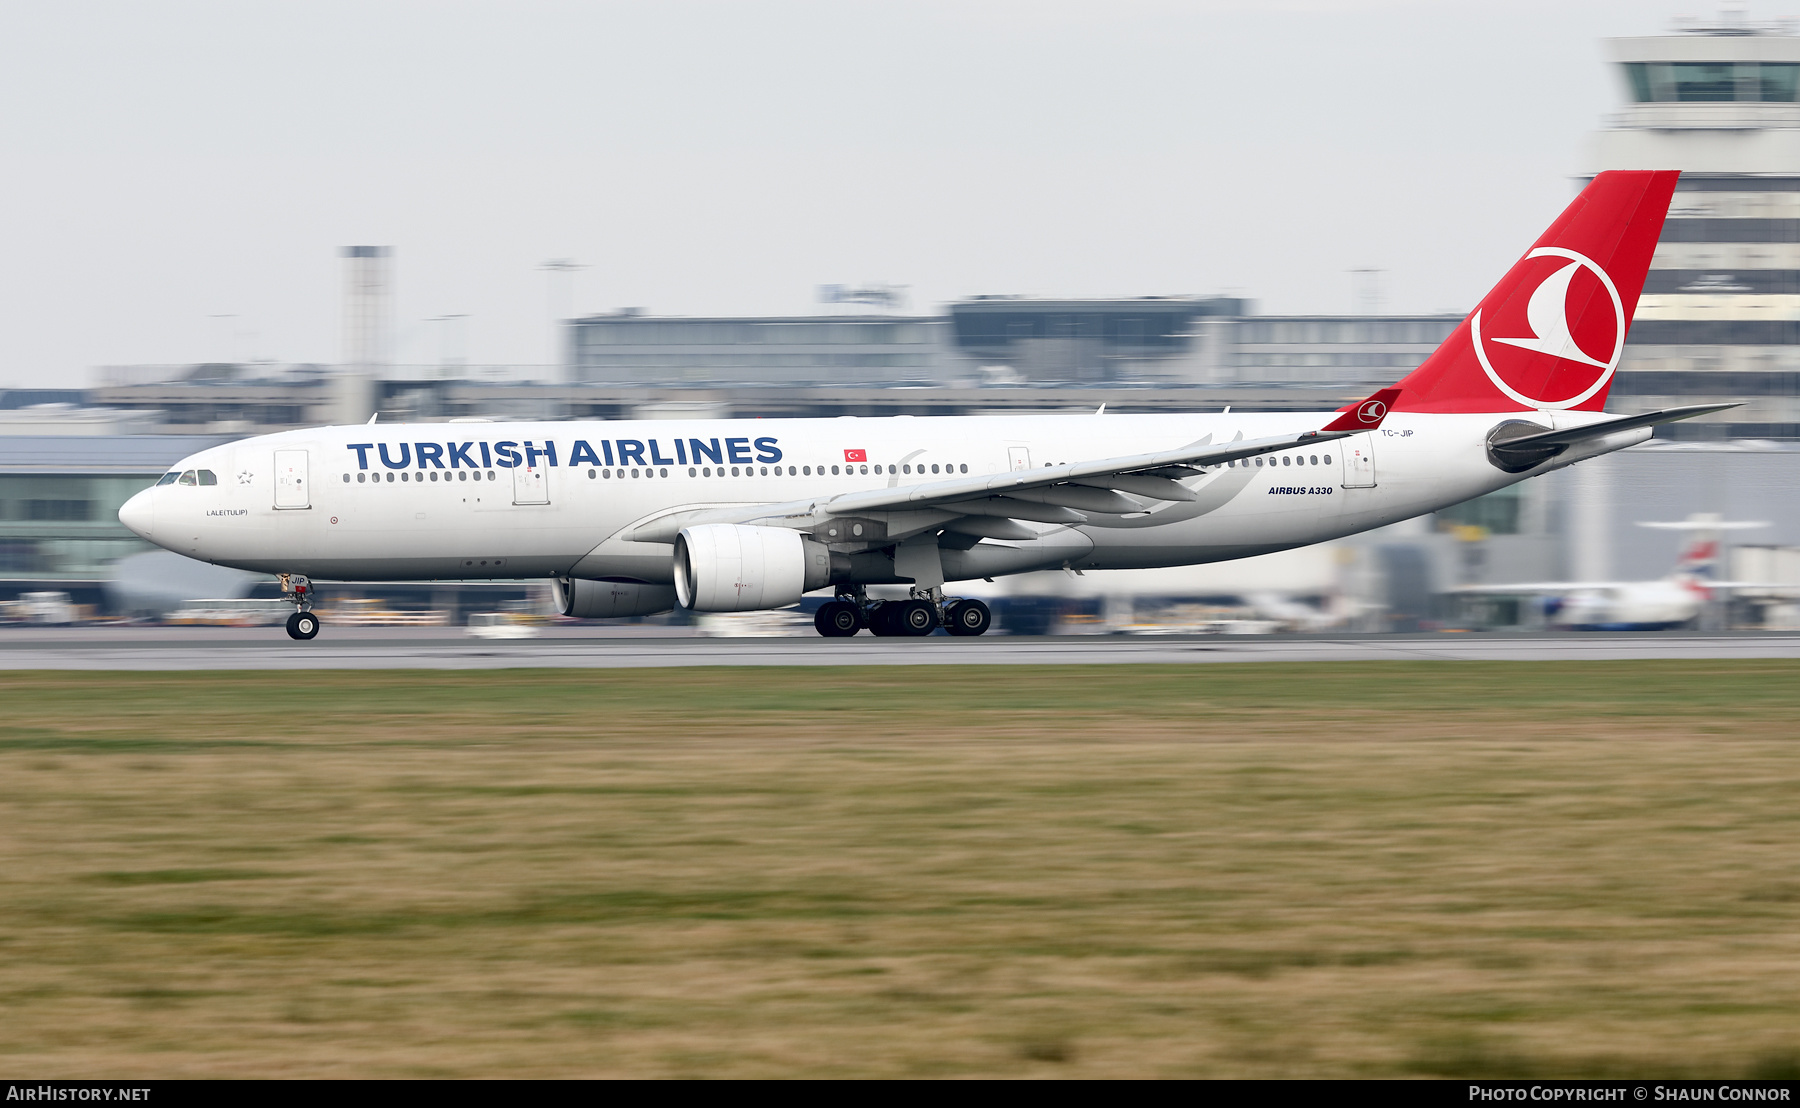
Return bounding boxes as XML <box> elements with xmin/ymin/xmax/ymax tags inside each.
<box><xmin>343</xmin><ymin>435</ymin><xmax>786</xmax><ymax>472</ymax></box>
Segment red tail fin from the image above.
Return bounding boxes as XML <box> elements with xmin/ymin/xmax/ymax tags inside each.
<box><xmin>1391</xmin><ymin>170</ymin><xmax>1678</xmax><ymax>414</ymax></box>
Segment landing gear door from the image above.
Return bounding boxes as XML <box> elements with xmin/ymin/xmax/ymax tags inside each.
<box><xmin>513</xmin><ymin>463</ymin><xmax>549</xmax><ymax>505</ymax></box>
<box><xmin>1340</xmin><ymin>434</ymin><xmax>1376</xmax><ymax>489</ymax></box>
<box><xmin>274</xmin><ymin>449</ymin><xmax>310</xmax><ymax>508</ymax></box>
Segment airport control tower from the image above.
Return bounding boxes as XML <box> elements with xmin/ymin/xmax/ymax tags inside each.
<box><xmin>1590</xmin><ymin>13</ymin><xmax>1800</xmax><ymax>437</ymax></box>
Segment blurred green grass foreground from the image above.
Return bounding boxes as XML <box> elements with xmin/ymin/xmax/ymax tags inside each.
<box><xmin>2</xmin><ymin>661</ymin><xmax>1800</xmax><ymax>1077</ymax></box>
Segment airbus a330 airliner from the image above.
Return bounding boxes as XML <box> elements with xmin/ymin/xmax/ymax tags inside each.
<box><xmin>120</xmin><ymin>170</ymin><xmax>1725</xmax><ymax>641</ymax></box>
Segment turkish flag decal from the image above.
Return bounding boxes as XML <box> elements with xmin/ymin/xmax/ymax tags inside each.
<box><xmin>844</xmin><ymin>448</ymin><xmax>867</xmax><ymax>463</ymax></box>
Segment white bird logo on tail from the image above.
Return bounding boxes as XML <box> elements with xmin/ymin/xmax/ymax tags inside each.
<box><xmin>1490</xmin><ymin>261</ymin><xmax>1611</xmax><ymax>369</ymax></box>
<box><xmin>1470</xmin><ymin>246</ymin><xmax>1626</xmax><ymax>410</ymax></box>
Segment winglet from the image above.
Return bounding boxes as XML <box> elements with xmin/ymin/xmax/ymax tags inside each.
<box><xmin>1321</xmin><ymin>387</ymin><xmax>1401</xmax><ymax>433</ymax></box>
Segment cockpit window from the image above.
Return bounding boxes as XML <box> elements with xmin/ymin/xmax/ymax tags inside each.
<box><xmin>156</xmin><ymin>472</ymin><xmax>180</xmax><ymax>486</ymax></box>
<box><xmin>197</xmin><ymin>469</ymin><xmax>217</xmax><ymax>486</ymax></box>
<box><xmin>177</xmin><ymin>470</ymin><xmax>197</xmax><ymax>486</ymax></box>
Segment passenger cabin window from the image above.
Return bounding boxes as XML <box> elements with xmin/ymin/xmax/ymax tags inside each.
<box><xmin>177</xmin><ymin>470</ymin><xmax>197</xmax><ymax>486</ymax></box>
<box><xmin>156</xmin><ymin>472</ymin><xmax>180</xmax><ymax>486</ymax></box>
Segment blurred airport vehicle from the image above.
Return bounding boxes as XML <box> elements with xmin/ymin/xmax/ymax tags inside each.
<box><xmin>956</xmin><ymin>545</ymin><xmax>1344</xmax><ymax>635</ymax></box>
<box><xmin>0</xmin><ymin>590</ymin><xmax>77</xmax><ymax>625</ymax></box>
<box><xmin>163</xmin><ymin>597</ymin><xmax>292</xmax><ymax>627</ymax></box>
<box><xmin>118</xmin><ymin>173</ymin><xmax>1736</xmax><ymax>644</ymax></box>
<box><xmin>1732</xmin><ymin>542</ymin><xmax>1800</xmax><ymax>628</ymax></box>
<box><xmin>321</xmin><ymin>597</ymin><xmax>451</xmax><ymax>628</ymax></box>
<box><xmin>697</xmin><ymin>609</ymin><xmax>813</xmax><ymax>637</ymax></box>
<box><xmin>467</xmin><ymin>611</ymin><xmax>540</xmax><ymax>640</ymax></box>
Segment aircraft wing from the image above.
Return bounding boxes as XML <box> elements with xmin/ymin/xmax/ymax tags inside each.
<box><xmin>818</xmin><ymin>426</ymin><xmax>1352</xmax><ymax>517</ymax></box>
<box><xmin>1690</xmin><ymin>581</ymin><xmax>1798</xmax><ymax>591</ymax></box>
<box><xmin>816</xmin><ymin>387</ymin><xmax>1399</xmax><ymax>520</ymax></box>
<box><xmin>627</xmin><ymin>389</ymin><xmax>1397</xmax><ymax>543</ymax></box>
<box><xmin>628</xmin><ymin>427</ymin><xmax>1349</xmax><ymax>541</ymax></box>
<box><xmin>1449</xmin><ymin>581</ymin><xmax>1634</xmax><ymax>594</ymax></box>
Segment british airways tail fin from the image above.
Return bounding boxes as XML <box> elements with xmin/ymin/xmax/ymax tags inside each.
<box><xmin>1639</xmin><ymin>514</ymin><xmax>1769</xmax><ymax>581</ymax></box>
<box><xmin>1390</xmin><ymin>170</ymin><xmax>1679</xmax><ymax>414</ymax></box>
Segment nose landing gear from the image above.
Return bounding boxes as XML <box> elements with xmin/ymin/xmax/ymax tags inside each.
<box><xmin>286</xmin><ymin>610</ymin><xmax>320</xmax><ymax>640</ymax></box>
<box><xmin>278</xmin><ymin>573</ymin><xmax>321</xmax><ymax>641</ymax></box>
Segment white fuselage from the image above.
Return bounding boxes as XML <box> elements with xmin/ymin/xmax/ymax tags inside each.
<box><xmin>119</xmin><ymin>410</ymin><xmax>1640</xmax><ymax>588</ymax></box>
<box><xmin>1551</xmin><ymin>580</ymin><xmax>1707</xmax><ymax>630</ymax></box>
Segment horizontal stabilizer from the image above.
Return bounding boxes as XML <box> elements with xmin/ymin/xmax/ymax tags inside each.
<box><xmin>1489</xmin><ymin>403</ymin><xmax>1735</xmax><ymax>471</ymax></box>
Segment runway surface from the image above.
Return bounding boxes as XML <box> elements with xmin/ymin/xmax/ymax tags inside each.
<box><xmin>3</xmin><ymin>625</ymin><xmax>1799</xmax><ymax>669</ymax></box>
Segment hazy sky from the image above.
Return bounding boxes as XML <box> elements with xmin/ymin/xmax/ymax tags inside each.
<box><xmin>0</xmin><ymin>0</ymin><xmax>1783</xmax><ymax>385</ymax></box>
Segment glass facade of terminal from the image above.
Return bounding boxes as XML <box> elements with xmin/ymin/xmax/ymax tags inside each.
<box><xmin>0</xmin><ymin>474</ymin><xmax>157</xmax><ymax>579</ymax></box>
<box><xmin>570</xmin><ymin>315</ymin><xmax>949</xmax><ymax>386</ymax></box>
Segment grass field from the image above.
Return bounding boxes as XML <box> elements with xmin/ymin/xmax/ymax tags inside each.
<box><xmin>3</xmin><ymin>662</ymin><xmax>1800</xmax><ymax>1077</ymax></box>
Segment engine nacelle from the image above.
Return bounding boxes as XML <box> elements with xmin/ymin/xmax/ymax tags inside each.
<box><xmin>552</xmin><ymin>576</ymin><xmax>678</xmax><ymax>619</ymax></box>
<box><xmin>674</xmin><ymin>524</ymin><xmax>831</xmax><ymax>612</ymax></box>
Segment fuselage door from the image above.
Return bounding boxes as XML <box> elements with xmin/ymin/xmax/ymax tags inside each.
<box><xmin>274</xmin><ymin>449</ymin><xmax>310</xmax><ymax>509</ymax></box>
<box><xmin>1007</xmin><ymin>446</ymin><xmax>1031</xmax><ymax>472</ymax></box>
<box><xmin>1340</xmin><ymin>434</ymin><xmax>1376</xmax><ymax>489</ymax></box>
<box><xmin>513</xmin><ymin>463</ymin><xmax>549</xmax><ymax>505</ymax></box>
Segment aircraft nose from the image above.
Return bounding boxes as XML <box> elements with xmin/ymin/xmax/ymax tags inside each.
<box><xmin>118</xmin><ymin>489</ymin><xmax>154</xmax><ymax>540</ymax></box>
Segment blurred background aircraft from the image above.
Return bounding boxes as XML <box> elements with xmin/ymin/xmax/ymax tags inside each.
<box><xmin>1452</xmin><ymin>514</ymin><xmax>1775</xmax><ymax>631</ymax></box>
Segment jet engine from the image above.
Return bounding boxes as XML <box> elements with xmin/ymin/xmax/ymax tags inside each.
<box><xmin>552</xmin><ymin>576</ymin><xmax>678</xmax><ymax>619</ymax></box>
<box><xmin>674</xmin><ymin>524</ymin><xmax>832</xmax><ymax>612</ymax></box>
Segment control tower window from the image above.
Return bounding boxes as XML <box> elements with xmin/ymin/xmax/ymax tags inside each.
<box><xmin>1624</xmin><ymin>61</ymin><xmax>1800</xmax><ymax>103</ymax></box>
<box><xmin>1763</xmin><ymin>64</ymin><xmax>1800</xmax><ymax>102</ymax></box>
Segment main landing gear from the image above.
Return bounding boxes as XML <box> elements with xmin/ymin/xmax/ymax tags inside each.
<box><xmin>278</xmin><ymin>573</ymin><xmax>320</xmax><ymax>641</ymax></box>
<box><xmin>813</xmin><ymin>589</ymin><xmax>991</xmax><ymax>638</ymax></box>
